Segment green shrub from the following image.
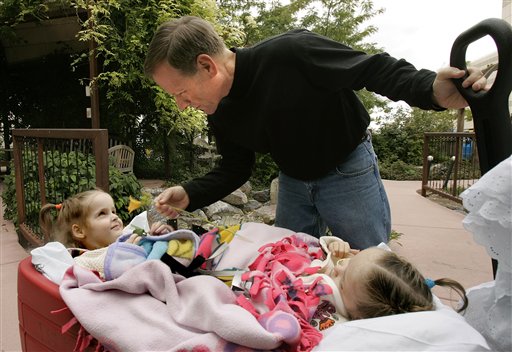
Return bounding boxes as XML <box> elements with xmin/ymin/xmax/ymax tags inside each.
<box><xmin>378</xmin><ymin>160</ymin><xmax>422</xmax><ymax>181</ymax></box>
<box><xmin>1</xmin><ymin>151</ymin><xmax>143</xmax><ymax>233</ymax></box>
<box><xmin>250</xmin><ymin>153</ymin><xmax>279</xmax><ymax>190</ymax></box>
<box><xmin>108</xmin><ymin>167</ymin><xmax>143</xmax><ymax>222</ymax></box>
<box><xmin>1</xmin><ymin>166</ymin><xmax>17</xmax><ymax>223</ymax></box>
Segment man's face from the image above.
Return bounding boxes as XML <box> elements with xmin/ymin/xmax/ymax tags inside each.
<box><xmin>152</xmin><ymin>60</ymin><xmax>221</xmax><ymax>115</ymax></box>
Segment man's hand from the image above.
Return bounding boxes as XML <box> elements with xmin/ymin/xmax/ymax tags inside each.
<box><xmin>154</xmin><ymin>186</ymin><xmax>190</xmax><ymax>219</ymax></box>
<box><xmin>432</xmin><ymin>67</ymin><xmax>487</xmax><ymax>109</ymax></box>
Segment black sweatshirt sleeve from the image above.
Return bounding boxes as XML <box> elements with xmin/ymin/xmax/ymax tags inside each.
<box><xmin>296</xmin><ymin>31</ymin><xmax>443</xmax><ymax>110</ymax></box>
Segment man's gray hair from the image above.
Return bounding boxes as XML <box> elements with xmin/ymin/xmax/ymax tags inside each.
<box><xmin>144</xmin><ymin>16</ymin><xmax>225</xmax><ymax>77</ymax></box>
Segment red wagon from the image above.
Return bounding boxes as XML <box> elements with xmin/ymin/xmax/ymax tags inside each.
<box><xmin>18</xmin><ymin>256</ymin><xmax>96</xmax><ymax>351</ymax></box>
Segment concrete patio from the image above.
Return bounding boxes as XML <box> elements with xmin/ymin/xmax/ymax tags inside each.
<box><xmin>1</xmin><ymin>179</ymin><xmax>494</xmax><ymax>352</ymax></box>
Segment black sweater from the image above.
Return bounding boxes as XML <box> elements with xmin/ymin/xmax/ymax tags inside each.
<box><xmin>184</xmin><ymin>29</ymin><xmax>439</xmax><ymax>210</ymax></box>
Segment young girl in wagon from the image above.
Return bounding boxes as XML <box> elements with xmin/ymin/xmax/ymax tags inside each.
<box><xmin>321</xmin><ymin>238</ymin><xmax>468</xmax><ymax>320</ymax></box>
<box><xmin>234</xmin><ymin>230</ymin><xmax>468</xmax><ymax>349</ymax></box>
<box><xmin>36</xmin><ymin>188</ymin><xmax>177</xmax><ymax>281</ymax></box>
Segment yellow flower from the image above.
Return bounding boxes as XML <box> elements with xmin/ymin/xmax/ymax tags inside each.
<box><xmin>127</xmin><ymin>192</ymin><xmax>154</xmax><ymax>214</ymax></box>
<box><xmin>127</xmin><ymin>196</ymin><xmax>142</xmax><ymax>214</ymax></box>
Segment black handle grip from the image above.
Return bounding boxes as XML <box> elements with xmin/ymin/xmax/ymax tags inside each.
<box><xmin>450</xmin><ymin>18</ymin><xmax>512</xmax><ymax>105</ymax></box>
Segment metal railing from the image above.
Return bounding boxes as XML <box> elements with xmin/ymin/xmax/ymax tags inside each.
<box><xmin>12</xmin><ymin>129</ymin><xmax>109</xmax><ymax>247</ymax></box>
<box><xmin>421</xmin><ymin>132</ymin><xmax>481</xmax><ymax>203</ymax></box>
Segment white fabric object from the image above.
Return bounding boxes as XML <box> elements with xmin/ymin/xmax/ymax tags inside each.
<box><xmin>124</xmin><ymin>210</ymin><xmax>150</xmax><ymax>233</ymax></box>
<box><xmin>316</xmin><ymin>301</ymin><xmax>490</xmax><ymax>351</ymax></box>
<box><xmin>461</xmin><ymin>155</ymin><xmax>511</xmax><ymax>268</ymax></box>
<box><xmin>463</xmin><ymin>280</ymin><xmax>511</xmax><ymax>352</ymax></box>
<box><xmin>31</xmin><ymin>242</ymin><xmax>75</xmax><ymax>284</ymax></box>
<box><xmin>460</xmin><ymin>155</ymin><xmax>512</xmax><ymax>352</ymax></box>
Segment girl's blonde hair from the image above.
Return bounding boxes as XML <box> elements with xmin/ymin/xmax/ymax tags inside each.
<box><xmin>39</xmin><ymin>189</ymin><xmax>107</xmax><ymax>248</ymax></box>
<box><xmin>355</xmin><ymin>250</ymin><xmax>468</xmax><ymax>319</ymax></box>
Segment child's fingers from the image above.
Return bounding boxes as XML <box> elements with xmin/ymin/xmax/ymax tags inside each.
<box><xmin>163</xmin><ymin>224</ymin><xmax>175</xmax><ymax>232</ymax></box>
<box><xmin>126</xmin><ymin>233</ymin><xmax>140</xmax><ymax>244</ymax></box>
<box><xmin>328</xmin><ymin>240</ymin><xmax>353</xmax><ymax>258</ymax></box>
<box><xmin>150</xmin><ymin>222</ymin><xmax>174</xmax><ymax>235</ymax></box>
<box><xmin>149</xmin><ymin>221</ymin><xmax>163</xmax><ymax>234</ymax></box>
<box><xmin>347</xmin><ymin>248</ymin><xmax>360</xmax><ymax>258</ymax></box>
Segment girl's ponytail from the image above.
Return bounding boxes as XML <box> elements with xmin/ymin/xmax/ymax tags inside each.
<box><xmin>431</xmin><ymin>278</ymin><xmax>468</xmax><ymax>313</ymax></box>
<box><xmin>39</xmin><ymin>203</ymin><xmax>59</xmax><ymax>241</ymax></box>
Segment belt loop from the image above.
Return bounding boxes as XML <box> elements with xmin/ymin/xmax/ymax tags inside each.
<box><xmin>361</xmin><ymin>129</ymin><xmax>370</xmax><ymax>143</ymax></box>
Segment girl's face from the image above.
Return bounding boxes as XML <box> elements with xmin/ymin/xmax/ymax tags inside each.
<box><xmin>72</xmin><ymin>192</ymin><xmax>124</xmax><ymax>250</ymax></box>
<box><xmin>330</xmin><ymin>247</ymin><xmax>385</xmax><ymax>320</ymax></box>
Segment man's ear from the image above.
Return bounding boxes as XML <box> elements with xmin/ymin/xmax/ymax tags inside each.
<box><xmin>196</xmin><ymin>54</ymin><xmax>217</xmax><ymax>76</ymax></box>
<box><xmin>71</xmin><ymin>223</ymin><xmax>85</xmax><ymax>240</ymax></box>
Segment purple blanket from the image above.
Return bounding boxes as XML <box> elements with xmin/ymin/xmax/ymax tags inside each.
<box><xmin>60</xmin><ymin>260</ymin><xmax>297</xmax><ymax>352</ymax></box>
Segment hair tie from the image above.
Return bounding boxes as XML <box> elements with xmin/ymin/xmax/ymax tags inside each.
<box><xmin>425</xmin><ymin>278</ymin><xmax>436</xmax><ymax>289</ymax></box>
<box><xmin>55</xmin><ymin>203</ymin><xmax>62</xmax><ymax>210</ymax></box>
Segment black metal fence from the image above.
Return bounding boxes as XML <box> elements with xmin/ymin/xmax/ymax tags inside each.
<box><xmin>421</xmin><ymin>132</ymin><xmax>481</xmax><ymax>203</ymax></box>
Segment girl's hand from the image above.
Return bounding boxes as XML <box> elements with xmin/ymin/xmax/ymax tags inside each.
<box><xmin>328</xmin><ymin>240</ymin><xmax>359</xmax><ymax>259</ymax></box>
<box><xmin>149</xmin><ymin>221</ymin><xmax>175</xmax><ymax>236</ymax></box>
<box><xmin>125</xmin><ymin>233</ymin><xmax>142</xmax><ymax>245</ymax></box>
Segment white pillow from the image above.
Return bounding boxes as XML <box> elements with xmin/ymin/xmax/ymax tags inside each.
<box><xmin>315</xmin><ymin>300</ymin><xmax>490</xmax><ymax>351</ymax></box>
<box><xmin>31</xmin><ymin>242</ymin><xmax>75</xmax><ymax>284</ymax></box>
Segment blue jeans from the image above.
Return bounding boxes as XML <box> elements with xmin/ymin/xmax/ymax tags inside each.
<box><xmin>274</xmin><ymin>135</ymin><xmax>391</xmax><ymax>249</ymax></box>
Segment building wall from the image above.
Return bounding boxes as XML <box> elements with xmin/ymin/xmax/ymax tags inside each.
<box><xmin>504</xmin><ymin>0</ymin><xmax>511</xmax><ymax>24</ymax></box>
<box><xmin>469</xmin><ymin>0</ymin><xmax>512</xmax><ymax>116</ymax></box>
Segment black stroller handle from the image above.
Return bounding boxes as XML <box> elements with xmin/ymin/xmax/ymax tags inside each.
<box><xmin>450</xmin><ymin>18</ymin><xmax>512</xmax><ymax>279</ymax></box>
<box><xmin>449</xmin><ymin>18</ymin><xmax>512</xmax><ymax>175</ymax></box>
<box><xmin>450</xmin><ymin>18</ymin><xmax>512</xmax><ymax>105</ymax></box>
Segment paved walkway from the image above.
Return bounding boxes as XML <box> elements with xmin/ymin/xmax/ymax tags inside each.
<box><xmin>0</xmin><ymin>180</ymin><xmax>494</xmax><ymax>352</ymax></box>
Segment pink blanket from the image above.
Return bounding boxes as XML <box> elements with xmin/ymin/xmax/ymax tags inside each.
<box><xmin>60</xmin><ymin>260</ymin><xmax>296</xmax><ymax>352</ymax></box>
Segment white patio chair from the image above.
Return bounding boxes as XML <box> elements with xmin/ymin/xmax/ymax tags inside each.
<box><xmin>108</xmin><ymin>144</ymin><xmax>134</xmax><ymax>173</ymax></box>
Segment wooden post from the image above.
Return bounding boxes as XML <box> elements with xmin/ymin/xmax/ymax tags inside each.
<box><xmin>456</xmin><ymin>108</ymin><xmax>465</xmax><ymax>132</ymax></box>
<box><xmin>87</xmin><ymin>5</ymin><xmax>100</xmax><ymax>129</ymax></box>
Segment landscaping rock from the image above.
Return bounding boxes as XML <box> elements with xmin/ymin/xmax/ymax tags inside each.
<box><xmin>252</xmin><ymin>189</ymin><xmax>270</xmax><ymax>203</ymax></box>
<box><xmin>222</xmin><ymin>189</ymin><xmax>248</xmax><ymax>206</ymax></box>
